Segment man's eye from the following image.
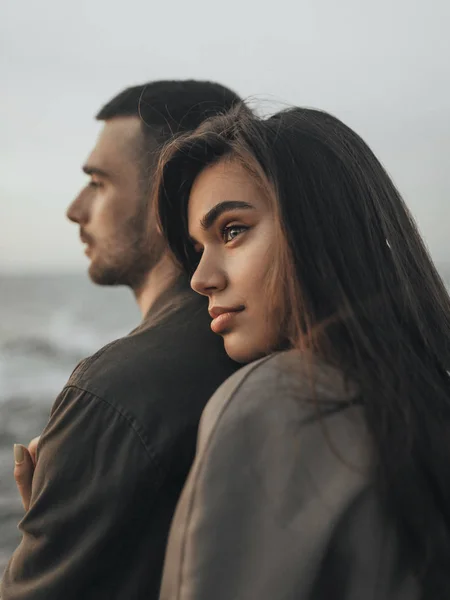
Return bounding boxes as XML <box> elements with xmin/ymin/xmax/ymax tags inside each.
<box><xmin>222</xmin><ymin>225</ymin><xmax>248</xmax><ymax>244</ymax></box>
<box><xmin>88</xmin><ymin>180</ymin><xmax>101</xmax><ymax>188</ymax></box>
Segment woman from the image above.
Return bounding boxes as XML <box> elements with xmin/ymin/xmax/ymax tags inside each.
<box><xmin>155</xmin><ymin>106</ymin><xmax>450</xmax><ymax>599</ymax></box>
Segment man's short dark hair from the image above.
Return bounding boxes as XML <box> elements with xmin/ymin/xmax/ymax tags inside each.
<box><xmin>96</xmin><ymin>80</ymin><xmax>244</xmax><ymax>144</ymax></box>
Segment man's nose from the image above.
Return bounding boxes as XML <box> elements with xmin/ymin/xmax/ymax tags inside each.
<box><xmin>66</xmin><ymin>191</ymin><xmax>89</xmax><ymax>224</ymax></box>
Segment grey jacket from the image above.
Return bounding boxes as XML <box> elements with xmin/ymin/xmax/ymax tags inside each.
<box><xmin>159</xmin><ymin>351</ymin><xmax>419</xmax><ymax>600</ymax></box>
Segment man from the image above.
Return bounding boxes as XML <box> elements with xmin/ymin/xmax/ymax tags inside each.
<box><xmin>2</xmin><ymin>81</ymin><xmax>242</xmax><ymax>599</ymax></box>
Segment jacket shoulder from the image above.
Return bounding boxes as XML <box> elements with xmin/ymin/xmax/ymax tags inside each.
<box><xmin>198</xmin><ymin>350</ymin><xmax>361</xmax><ymax>455</ymax></box>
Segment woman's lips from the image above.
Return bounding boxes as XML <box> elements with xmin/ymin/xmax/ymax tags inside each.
<box><xmin>210</xmin><ymin>308</ymin><xmax>244</xmax><ymax>334</ymax></box>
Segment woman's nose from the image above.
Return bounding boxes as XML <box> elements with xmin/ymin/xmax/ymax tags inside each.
<box><xmin>190</xmin><ymin>253</ymin><xmax>227</xmax><ymax>297</ymax></box>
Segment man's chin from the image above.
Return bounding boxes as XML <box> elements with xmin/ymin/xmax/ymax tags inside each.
<box><xmin>87</xmin><ymin>257</ymin><xmax>151</xmax><ymax>290</ymax></box>
<box><xmin>88</xmin><ymin>261</ymin><xmax>127</xmax><ymax>287</ymax></box>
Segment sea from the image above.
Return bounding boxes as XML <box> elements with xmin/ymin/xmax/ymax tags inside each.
<box><xmin>1</xmin><ymin>269</ymin><xmax>449</xmax><ymax>575</ymax></box>
<box><xmin>0</xmin><ymin>273</ymin><xmax>140</xmax><ymax>573</ymax></box>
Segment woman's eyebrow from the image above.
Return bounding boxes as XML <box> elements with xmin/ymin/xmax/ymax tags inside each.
<box><xmin>200</xmin><ymin>201</ymin><xmax>254</xmax><ymax>231</ymax></box>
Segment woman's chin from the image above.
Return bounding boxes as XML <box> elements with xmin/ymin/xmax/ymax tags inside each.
<box><xmin>223</xmin><ymin>336</ymin><xmax>269</xmax><ymax>365</ymax></box>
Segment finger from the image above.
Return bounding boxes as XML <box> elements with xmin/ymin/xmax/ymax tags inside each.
<box><xmin>14</xmin><ymin>444</ymin><xmax>35</xmax><ymax>511</ymax></box>
<box><xmin>28</xmin><ymin>436</ymin><xmax>41</xmax><ymax>466</ymax></box>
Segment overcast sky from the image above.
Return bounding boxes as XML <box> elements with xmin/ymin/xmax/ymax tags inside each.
<box><xmin>1</xmin><ymin>0</ymin><xmax>449</xmax><ymax>273</ymax></box>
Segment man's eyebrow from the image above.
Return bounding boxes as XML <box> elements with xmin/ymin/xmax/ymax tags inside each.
<box><xmin>82</xmin><ymin>164</ymin><xmax>109</xmax><ymax>178</ymax></box>
<box><xmin>200</xmin><ymin>201</ymin><xmax>254</xmax><ymax>231</ymax></box>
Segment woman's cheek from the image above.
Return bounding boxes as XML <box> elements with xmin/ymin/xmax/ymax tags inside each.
<box><xmin>230</xmin><ymin>248</ymin><xmax>263</xmax><ymax>288</ymax></box>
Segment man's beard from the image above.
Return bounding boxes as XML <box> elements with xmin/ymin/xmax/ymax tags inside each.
<box><xmin>88</xmin><ymin>212</ymin><xmax>165</xmax><ymax>291</ymax></box>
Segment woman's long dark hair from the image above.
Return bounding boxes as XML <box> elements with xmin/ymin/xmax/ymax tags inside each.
<box><xmin>155</xmin><ymin>105</ymin><xmax>450</xmax><ymax>595</ymax></box>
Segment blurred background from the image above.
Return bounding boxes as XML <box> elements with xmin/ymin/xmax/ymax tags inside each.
<box><xmin>1</xmin><ymin>0</ymin><xmax>449</xmax><ymax>572</ymax></box>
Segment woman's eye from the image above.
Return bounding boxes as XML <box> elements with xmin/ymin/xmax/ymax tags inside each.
<box><xmin>222</xmin><ymin>225</ymin><xmax>247</xmax><ymax>243</ymax></box>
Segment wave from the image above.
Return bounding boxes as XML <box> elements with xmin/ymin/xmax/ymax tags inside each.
<box><xmin>0</xmin><ymin>309</ymin><xmax>133</xmax><ymax>405</ymax></box>
<box><xmin>2</xmin><ymin>336</ymin><xmax>87</xmax><ymax>362</ymax></box>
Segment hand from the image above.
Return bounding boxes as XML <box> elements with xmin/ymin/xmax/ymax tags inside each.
<box><xmin>14</xmin><ymin>436</ymin><xmax>40</xmax><ymax>511</ymax></box>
